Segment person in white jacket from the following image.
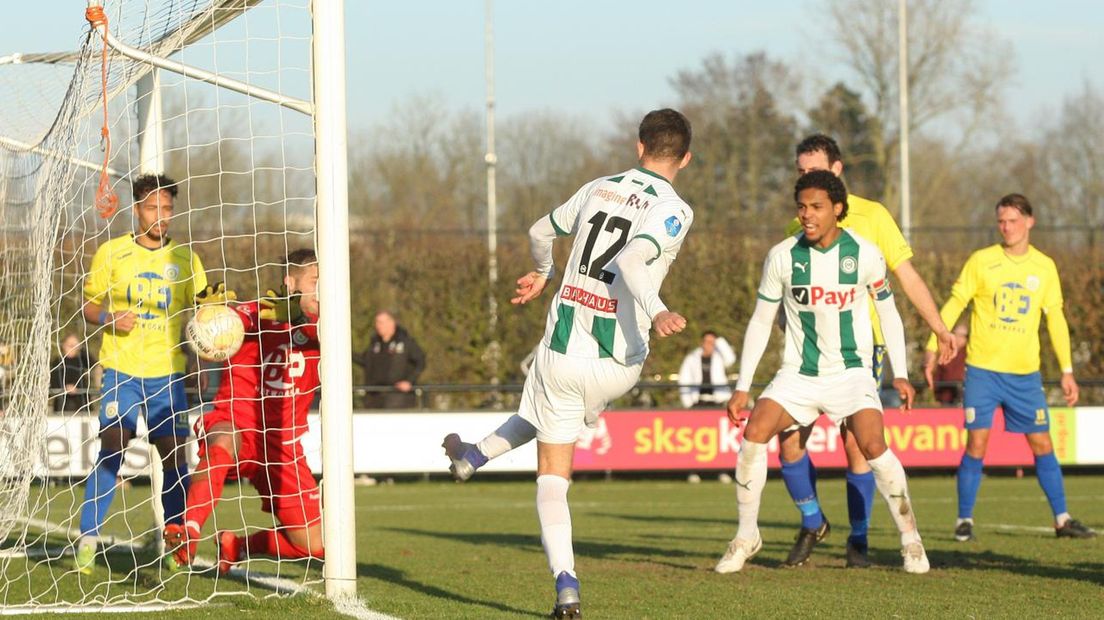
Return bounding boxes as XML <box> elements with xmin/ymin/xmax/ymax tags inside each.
<box><xmin>678</xmin><ymin>331</ymin><xmax>736</xmax><ymax>407</ymax></box>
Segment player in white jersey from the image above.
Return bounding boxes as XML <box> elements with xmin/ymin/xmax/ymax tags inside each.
<box><xmin>714</xmin><ymin>170</ymin><xmax>930</xmax><ymax>575</ymax></box>
<box><xmin>443</xmin><ymin>109</ymin><xmax>694</xmax><ymax>618</ymax></box>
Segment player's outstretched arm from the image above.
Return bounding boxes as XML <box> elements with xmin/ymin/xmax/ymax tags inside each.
<box><xmin>894</xmin><ymin>260</ymin><xmax>955</xmax><ymax>364</ymax></box>
<box><xmin>613</xmin><ymin>239</ymin><xmax>683</xmax><ymax>336</ymax></box>
<box><xmin>732</xmin><ymin>297</ymin><xmax>779</xmax><ymax>395</ymax></box>
<box><xmin>512</xmin><ymin>215</ymin><xmax>558</xmax><ymax>306</ymax></box>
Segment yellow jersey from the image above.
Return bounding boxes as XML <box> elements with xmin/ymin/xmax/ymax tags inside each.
<box><xmin>786</xmin><ymin>193</ymin><xmax>913</xmax><ymax>344</ymax></box>
<box><xmin>926</xmin><ymin>244</ymin><xmax>1073</xmax><ymax>375</ymax></box>
<box><xmin>84</xmin><ymin>234</ymin><xmax>207</xmax><ymax>378</ymax></box>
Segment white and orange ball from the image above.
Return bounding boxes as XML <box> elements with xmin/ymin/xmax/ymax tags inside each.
<box><xmin>186</xmin><ymin>305</ymin><xmax>244</xmax><ymax>362</ymax></box>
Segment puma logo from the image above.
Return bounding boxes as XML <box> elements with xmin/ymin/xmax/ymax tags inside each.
<box><xmin>735</xmin><ymin>479</ymin><xmax>752</xmax><ymax>491</ymax></box>
<box><xmin>794</xmin><ymin>262</ymin><xmax>808</xmax><ymax>273</ymax></box>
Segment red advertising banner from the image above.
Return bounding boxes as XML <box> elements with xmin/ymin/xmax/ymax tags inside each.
<box><xmin>573</xmin><ymin>408</ymin><xmax>1040</xmax><ymax>471</ymax></box>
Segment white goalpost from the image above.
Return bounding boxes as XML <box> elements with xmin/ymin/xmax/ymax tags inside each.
<box><xmin>0</xmin><ymin>0</ymin><xmax>357</xmax><ymax>611</ymax></box>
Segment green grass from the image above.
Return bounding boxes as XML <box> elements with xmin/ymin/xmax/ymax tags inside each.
<box><xmin>4</xmin><ymin>475</ymin><xmax>1102</xmax><ymax>618</ymax></box>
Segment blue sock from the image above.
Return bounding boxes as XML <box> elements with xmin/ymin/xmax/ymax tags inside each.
<box><xmin>1034</xmin><ymin>452</ymin><xmax>1067</xmax><ymax>518</ymax></box>
<box><xmin>781</xmin><ymin>454</ymin><xmax>823</xmax><ymax>530</ymax></box>
<box><xmin>845</xmin><ymin>470</ymin><xmax>875</xmax><ymax>545</ymax></box>
<box><xmin>80</xmin><ymin>450</ymin><xmax>123</xmax><ymax>537</ymax></box>
<box><xmin>957</xmin><ymin>453</ymin><xmax>984</xmax><ymax>520</ymax></box>
<box><xmin>161</xmin><ymin>464</ymin><xmax>190</xmax><ymax>526</ymax></box>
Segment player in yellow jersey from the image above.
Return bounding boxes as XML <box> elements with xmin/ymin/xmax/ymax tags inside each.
<box><xmin>773</xmin><ymin>135</ymin><xmax>956</xmax><ymax>568</ymax></box>
<box><xmin>75</xmin><ymin>174</ymin><xmax>220</xmax><ymax>574</ymax></box>
<box><xmin>924</xmin><ymin>193</ymin><xmax>1095</xmax><ymax>541</ymax></box>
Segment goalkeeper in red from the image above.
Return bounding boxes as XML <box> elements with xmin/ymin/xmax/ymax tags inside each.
<box><xmin>164</xmin><ymin>249</ymin><xmax>324</xmax><ymax>571</ymax></box>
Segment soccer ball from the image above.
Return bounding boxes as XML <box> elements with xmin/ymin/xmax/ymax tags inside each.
<box><xmin>186</xmin><ymin>305</ymin><xmax>244</xmax><ymax>362</ymax></box>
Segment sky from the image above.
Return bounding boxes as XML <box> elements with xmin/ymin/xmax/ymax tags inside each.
<box><xmin>2</xmin><ymin>0</ymin><xmax>1101</xmax><ymax>136</ymax></box>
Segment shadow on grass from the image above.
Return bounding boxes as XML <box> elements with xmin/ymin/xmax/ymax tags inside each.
<box><xmin>385</xmin><ymin>527</ymin><xmax>708</xmax><ymax>561</ymax></box>
<box><xmin>923</xmin><ymin>548</ymin><xmax>1104</xmax><ymax>586</ymax></box>
<box><xmin>590</xmin><ymin>512</ymin><xmax>794</xmax><ymax>530</ymax></box>
<box><xmin>357</xmin><ymin>562</ymin><xmax>545</xmax><ymax>618</ymax></box>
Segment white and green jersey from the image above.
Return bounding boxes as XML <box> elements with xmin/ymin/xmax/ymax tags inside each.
<box><xmin>541</xmin><ymin>167</ymin><xmax>693</xmax><ymax>366</ymax></box>
<box><xmin>758</xmin><ymin>229</ymin><xmax>893</xmax><ymax>377</ymax></box>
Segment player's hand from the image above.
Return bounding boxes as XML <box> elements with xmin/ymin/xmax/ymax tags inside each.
<box><xmin>395</xmin><ymin>380</ymin><xmax>413</xmax><ymax>392</ymax></box>
<box><xmin>893</xmin><ymin>378</ymin><xmax>916</xmax><ymax>412</ymax></box>
<box><xmin>934</xmin><ymin>328</ymin><xmax>957</xmax><ymax>365</ymax></box>
<box><xmin>195</xmin><ymin>281</ymin><xmax>237</xmax><ymax>306</ymax></box>
<box><xmin>652</xmin><ymin>311</ymin><xmax>687</xmax><ymax>337</ymax></box>
<box><xmin>923</xmin><ymin>350</ymin><xmax>938</xmax><ymax>391</ymax></box>
<box><xmin>1061</xmin><ymin>372</ymin><xmax>1079</xmax><ymax>406</ymax></box>
<box><xmin>109</xmin><ymin>311</ymin><xmax>136</xmax><ymax>333</ymax></box>
<box><xmin>726</xmin><ymin>391</ymin><xmax>750</xmax><ymax>426</ymax></box>
<box><xmin>259</xmin><ymin>286</ymin><xmax>304</xmax><ymax>324</ymax></box>
<box><xmin>511</xmin><ymin>272</ymin><xmax>548</xmax><ymax>305</ymax></box>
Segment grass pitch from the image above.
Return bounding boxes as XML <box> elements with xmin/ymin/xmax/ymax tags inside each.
<box><xmin>3</xmin><ymin>474</ymin><xmax>1102</xmax><ymax>618</ymax></box>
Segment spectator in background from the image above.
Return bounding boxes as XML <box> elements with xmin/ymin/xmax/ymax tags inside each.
<box><xmin>678</xmin><ymin>331</ymin><xmax>736</xmax><ymax>408</ymax></box>
<box><xmin>357</xmin><ymin>311</ymin><xmax>426</xmax><ymax>409</ymax></box>
<box><xmin>932</xmin><ymin>324</ymin><xmax>969</xmax><ymax>405</ymax></box>
<box><xmin>50</xmin><ymin>334</ymin><xmax>98</xmax><ymax>413</ymax></box>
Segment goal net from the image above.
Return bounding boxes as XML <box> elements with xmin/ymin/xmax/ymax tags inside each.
<box><xmin>0</xmin><ymin>0</ymin><xmax>350</xmax><ymax>611</ymax></box>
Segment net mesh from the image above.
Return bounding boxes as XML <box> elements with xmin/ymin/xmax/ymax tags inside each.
<box><xmin>0</xmin><ymin>0</ymin><xmax>322</xmax><ymax>609</ymax></box>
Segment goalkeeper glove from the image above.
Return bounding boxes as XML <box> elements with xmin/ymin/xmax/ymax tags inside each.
<box><xmin>259</xmin><ymin>285</ymin><xmax>304</xmax><ymax>324</ymax></box>
<box><xmin>195</xmin><ymin>281</ymin><xmax>237</xmax><ymax>305</ymax></box>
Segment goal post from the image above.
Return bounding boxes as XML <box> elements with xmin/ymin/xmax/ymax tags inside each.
<box><xmin>0</xmin><ymin>0</ymin><xmax>357</xmax><ymax>609</ymax></box>
<box><xmin>310</xmin><ymin>0</ymin><xmax>357</xmax><ymax>601</ymax></box>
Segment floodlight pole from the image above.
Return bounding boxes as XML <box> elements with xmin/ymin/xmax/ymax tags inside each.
<box><xmin>311</xmin><ymin>0</ymin><xmax>357</xmax><ymax>602</ymax></box>
<box><xmin>898</xmin><ymin>0</ymin><xmax>912</xmax><ymax>243</ymax></box>
<box><xmin>484</xmin><ymin>0</ymin><xmax>501</xmax><ymax>403</ymax></box>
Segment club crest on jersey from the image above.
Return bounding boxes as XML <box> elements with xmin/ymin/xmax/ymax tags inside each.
<box><xmin>664</xmin><ymin>216</ymin><xmax>682</xmax><ymax>237</ymax></box>
<box><xmin>1025</xmin><ymin>275</ymin><xmax>1040</xmax><ymax>291</ymax></box>
<box><xmin>293</xmin><ymin>330</ymin><xmax>309</xmax><ymax>346</ymax></box>
<box><xmin>163</xmin><ymin>264</ymin><xmax>180</xmax><ymax>281</ymax></box>
<box><xmin>791</xmin><ymin>285</ymin><xmax>857</xmax><ymax>309</ymax></box>
<box><xmin>840</xmin><ymin>256</ymin><xmax>857</xmax><ymax>274</ymax></box>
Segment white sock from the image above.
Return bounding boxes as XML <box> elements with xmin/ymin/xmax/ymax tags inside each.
<box><xmin>536</xmin><ymin>474</ymin><xmax>575</xmax><ymax>578</ymax></box>
<box><xmin>868</xmin><ymin>450</ymin><xmax>921</xmax><ymax>546</ymax></box>
<box><xmin>735</xmin><ymin>439</ymin><xmax>768</xmax><ymax>542</ymax></box>
<box><xmin>478</xmin><ymin>415</ymin><xmax>538</xmax><ymax>459</ymax></box>
<box><xmin>1055</xmin><ymin>512</ymin><xmax>1071</xmax><ymax>527</ymax></box>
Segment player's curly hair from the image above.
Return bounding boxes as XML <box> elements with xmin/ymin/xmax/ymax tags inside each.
<box><xmin>131</xmin><ymin>173</ymin><xmax>178</xmax><ymax>203</ymax></box>
<box><xmin>996</xmin><ymin>193</ymin><xmax>1033</xmax><ymax>217</ymax></box>
<box><xmin>796</xmin><ymin>134</ymin><xmax>842</xmax><ymax>165</ymax></box>
<box><xmin>794</xmin><ymin>170</ymin><xmax>849</xmax><ymax>221</ymax></box>
<box><xmin>639</xmin><ymin>109</ymin><xmax>692</xmax><ymax>161</ymax></box>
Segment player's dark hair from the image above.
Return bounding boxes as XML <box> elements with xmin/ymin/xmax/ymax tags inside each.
<box><xmin>285</xmin><ymin>248</ymin><xmax>318</xmax><ymax>274</ymax></box>
<box><xmin>702</xmin><ymin>330</ymin><xmax>717</xmax><ymax>339</ymax></box>
<box><xmin>796</xmin><ymin>134</ymin><xmax>842</xmax><ymax>165</ymax></box>
<box><xmin>132</xmin><ymin>174</ymin><xmax>178</xmax><ymax>203</ymax></box>
<box><xmin>996</xmin><ymin>193</ymin><xmax>1033</xmax><ymax>217</ymax></box>
<box><xmin>795</xmin><ymin>170</ymin><xmax>849</xmax><ymax>221</ymax></box>
<box><xmin>638</xmin><ymin>108</ymin><xmax>692</xmax><ymax>161</ymax></box>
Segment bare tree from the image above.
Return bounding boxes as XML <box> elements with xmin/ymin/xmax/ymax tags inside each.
<box><xmin>822</xmin><ymin>0</ymin><xmax>1015</xmax><ymax>211</ymax></box>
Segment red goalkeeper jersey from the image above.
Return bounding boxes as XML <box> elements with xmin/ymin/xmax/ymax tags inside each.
<box><xmin>258</xmin><ymin>315</ymin><xmax>320</xmax><ymax>447</ymax></box>
<box><xmin>210</xmin><ymin>301</ymin><xmax>265</xmax><ymax>419</ymax></box>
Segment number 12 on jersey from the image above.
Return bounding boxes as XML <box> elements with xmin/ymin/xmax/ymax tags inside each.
<box><xmin>579</xmin><ymin>211</ymin><xmax>631</xmax><ymax>284</ymax></box>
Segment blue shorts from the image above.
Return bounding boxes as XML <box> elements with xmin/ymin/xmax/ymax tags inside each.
<box><xmin>98</xmin><ymin>369</ymin><xmax>191</xmax><ymax>438</ymax></box>
<box><xmin>963</xmin><ymin>365</ymin><xmax>1049</xmax><ymax>434</ymax></box>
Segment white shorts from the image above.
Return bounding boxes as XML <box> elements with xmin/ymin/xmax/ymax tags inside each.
<box><xmin>518</xmin><ymin>344</ymin><xmax>642</xmax><ymax>444</ymax></box>
<box><xmin>759</xmin><ymin>367</ymin><xmax>882</xmax><ymax>427</ymax></box>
